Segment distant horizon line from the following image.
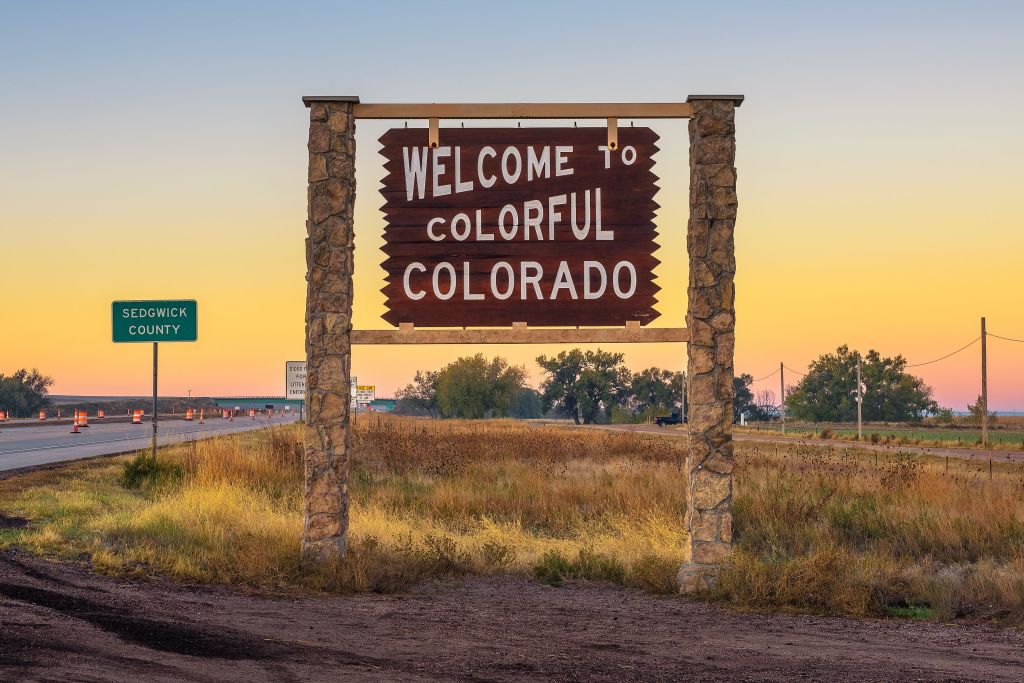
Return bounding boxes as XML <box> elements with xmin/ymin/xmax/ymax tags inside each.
<box><xmin>46</xmin><ymin>395</ymin><xmax>1024</xmax><ymax>416</ymax></box>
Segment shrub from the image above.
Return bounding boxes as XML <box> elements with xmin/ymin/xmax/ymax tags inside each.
<box><xmin>574</xmin><ymin>548</ymin><xmax>627</xmax><ymax>584</ymax></box>
<box><xmin>630</xmin><ymin>554</ymin><xmax>679</xmax><ymax>593</ymax></box>
<box><xmin>419</xmin><ymin>534</ymin><xmax>472</xmax><ymax>574</ymax></box>
<box><xmin>534</xmin><ymin>550</ymin><xmax>572</xmax><ymax>586</ymax></box>
<box><xmin>121</xmin><ymin>452</ymin><xmax>182</xmax><ymax>490</ymax></box>
<box><xmin>533</xmin><ymin>548</ymin><xmax>626</xmax><ymax>587</ymax></box>
<box><xmin>481</xmin><ymin>540</ymin><xmax>516</xmax><ymax>569</ymax></box>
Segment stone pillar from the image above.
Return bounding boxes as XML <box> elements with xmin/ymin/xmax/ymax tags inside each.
<box><xmin>678</xmin><ymin>95</ymin><xmax>742</xmax><ymax>592</ymax></box>
<box><xmin>302</xmin><ymin>95</ymin><xmax>359</xmax><ymax>564</ymax></box>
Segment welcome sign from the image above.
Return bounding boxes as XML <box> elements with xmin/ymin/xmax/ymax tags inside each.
<box><xmin>378</xmin><ymin>127</ymin><xmax>661</xmax><ymax>327</ymax></box>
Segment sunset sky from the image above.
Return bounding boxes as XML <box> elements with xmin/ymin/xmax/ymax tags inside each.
<box><xmin>2</xmin><ymin>1</ymin><xmax>1022</xmax><ymax>410</ymax></box>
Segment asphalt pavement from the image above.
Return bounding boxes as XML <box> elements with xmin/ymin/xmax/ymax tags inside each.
<box><xmin>0</xmin><ymin>415</ymin><xmax>300</xmax><ymax>472</ymax></box>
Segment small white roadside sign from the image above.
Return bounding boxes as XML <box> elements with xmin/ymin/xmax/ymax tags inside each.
<box><xmin>286</xmin><ymin>361</ymin><xmax>306</xmax><ymax>400</ymax></box>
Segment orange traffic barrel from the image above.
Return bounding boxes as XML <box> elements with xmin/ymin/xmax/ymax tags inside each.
<box><xmin>78</xmin><ymin>410</ymin><xmax>90</xmax><ymax>428</ymax></box>
<box><xmin>0</xmin><ymin>410</ymin><xmax>6</xmax><ymax>421</ymax></box>
<box><xmin>185</xmin><ymin>408</ymin><xmax>194</xmax><ymax>421</ymax></box>
<box><xmin>39</xmin><ymin>410</ymin><xmax>46</xmax><ymax>421</ymax></box>
<box><xmin>132</xmin><ymin>410</ymin><xmax>143</xmax><ymax>425</ymax></box>
<box><xmin>249</xmin><ymin>409</ymin><xmax>256</xmax><ymax>420</ymax></box>
<box><xmin>98</xmin><ymin>410</ymin><xmax>105</xmax><ymax>419</ymax></box>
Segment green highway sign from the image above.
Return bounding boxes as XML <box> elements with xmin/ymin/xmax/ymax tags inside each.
<box><xmin>112</xmin><ymin>300</ymin><xmax>198</xmax><ymax>343</ymax></box>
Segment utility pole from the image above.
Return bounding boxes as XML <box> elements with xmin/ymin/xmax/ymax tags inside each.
<box><xmin>856</xmin><ymin>352</ymin><xmax>863</xmax><ymax>441</ymax></box>
<box><xmin>780</xmin><ymin>362</ymin><xmax>786</xmax><ymax>435</ymax></box>
<box><xmin>981</xmin><ymin>316</ymin><xmax>988</xmax><ymax>447</ymax></box>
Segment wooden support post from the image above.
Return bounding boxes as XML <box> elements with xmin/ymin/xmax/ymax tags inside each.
<box><xmin>428</xmin><ymin>118</ymin><xmax>439</xmax><ymax>148</ymax></box>
<box><xmin>981</xmin><ymin>316</ymin><xmax>988</xmax><ymax>447</ymax></box>
<box><xmin>856</xmin><ymin>352</ymin><xmax>863</xmax><ymax>441</ymax></box>
<box><xmin>302</xmin><ymin>95</ymin><xmax>358</xmax><ymax>565</ymax></box>
<box><xmin>780</xmin><ymin>362</ymin><xmax>786</xmax><ymax>435</ymax></box>
<box><xmin>678</xmin><ymin>95</ymin><xmax>742</xmax><ymax>592</ymax></box>
<box><xmin>607</xmin><ymin>117</ymin><xmax>618</xmax><ymax>150</ymax></box>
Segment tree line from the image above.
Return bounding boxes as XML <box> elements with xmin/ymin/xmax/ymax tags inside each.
<box><xmin>0</xmin><ymin>343</ymin><xmax>951</xmax><ymax>425</ymax></box>
<box><xmin>396</xmin><ymin>344</ymin><xmax>948</xmax><ymax>424</ymax></box>
<box><xmin>396</xmin><ymin>350</ymin><xmax>683</xmax><ymax>424</ymax></box>
<box><xmin>0</xmin><ymin>369</ymin><xmax>54</xmax><ymax>418</ymax></box>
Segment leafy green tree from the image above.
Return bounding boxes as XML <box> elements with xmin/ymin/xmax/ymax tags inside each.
<box><xmin>434</xmin><ymin>355</ymin><xmax>526</xmax><ymax>419</ymax></box>
<box><xmin>733</xmin><ymin>373</ymin><xmax>756</xmax><ymax>422</ymax></box>
<box><xmin>0</xmin><ymin>368</ymin><xmax>54</xmax><ymax>418</ymax></box>
<box><xmin>509</xmin><ymin>387</ymin><xmax>544</xmax><ymax>419</ymax></box>
<box><xmin>536</xmin><ymin>349</ymin><xmax>630</xmax><ymax>424</ymax></box>
<box><xmin>786</xmin><ymin>345</ymin><xmax>938</xmax><ymax>422</ymax></box>
<box><xmin>755</xmin><ymin>389</ymin><xmax>780</xmax><ymax>420</ymax></box>
<box><xmin>395</xmin><ymin>370</ymin><xmax>440</xmax><ymax>417</ymax></box>
<box><xmin>628</xmin><ymin>367</ymin><xmax>683</xmax><ymax>418</ymax></box>
<box><xmin>732</xmin><ymin>376</ymin><xmax>778</xmax><ymax>422</ymax></box>
<box><xmin>966</xmin><ymin>395</ymin><xmax>998</xmax><ymax>426</ymax></box>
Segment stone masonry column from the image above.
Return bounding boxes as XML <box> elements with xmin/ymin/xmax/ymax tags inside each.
<box><xmin>301</xmin><ymin>95</ymin><xmax>359</xmax><ymax>564</ymax></box>
<box><xmin>678</xmin><ymin>95</ymin><xmax>742</xmax><ymax>592</ymax></box>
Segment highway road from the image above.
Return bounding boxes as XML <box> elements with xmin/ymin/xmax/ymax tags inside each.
<box><xmin>0</xmin><ymin>415</ymin><xmax>300</xmax><ymax>472</ymax></box>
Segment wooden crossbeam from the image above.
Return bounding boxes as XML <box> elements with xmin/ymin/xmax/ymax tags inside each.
<box><xmin>351</xmin><ymin>323</ymin><xmax>689</xmax><ymax>345</ymax></box>
<box><xmin>349</xmin><ymin>102</ymin><xmax>693</xmax><ymax>120</ymax></box>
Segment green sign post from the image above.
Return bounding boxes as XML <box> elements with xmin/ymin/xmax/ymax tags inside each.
<box><xmin>112</xmin><ymin>300</ymin><xmax>198</xmax><ymax>459</ymax></box>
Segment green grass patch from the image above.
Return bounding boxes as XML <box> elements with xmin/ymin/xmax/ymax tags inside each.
<box><xmin>886</xmin><ymin>605</ymin><xmax>933</xmax><ymax>620</ymax></box>
<box><xmin>533</xmin><ymin>548</ymin><xmax>627</xmax><ymax>587</ymax></box>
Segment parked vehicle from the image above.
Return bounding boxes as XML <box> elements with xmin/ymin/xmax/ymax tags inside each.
<box><xmin>655</xmin><ymin>412</ymin><xmax>683</xmax><ymax>427</ymax></box>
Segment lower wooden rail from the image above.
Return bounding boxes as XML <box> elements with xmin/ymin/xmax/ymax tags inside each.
<box><xmin>351</xmin><ymin>322</ymin><xmax>689</xmax><ymax>345</ymax></box>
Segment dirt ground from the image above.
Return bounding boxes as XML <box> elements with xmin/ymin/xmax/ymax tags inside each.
<box><xmin>1</xmin><ymin>550</ymin><xmax>1022</xmax><ymax>682</ymax></box>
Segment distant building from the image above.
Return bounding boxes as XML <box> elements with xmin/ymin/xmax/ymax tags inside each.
<box><xmin>367</xmin><ymin>398</ymin><xmax>396</xmax><ymax>413</ymax></box>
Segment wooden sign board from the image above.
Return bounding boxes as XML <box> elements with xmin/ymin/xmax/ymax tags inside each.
<box><xmin>378</xmin><ymin>127</ymin><xmax>661</xmax><ymax>327</ymax></box>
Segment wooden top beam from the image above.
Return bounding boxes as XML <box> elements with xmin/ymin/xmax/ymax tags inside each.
<box><xmin>347</xmin><ymin>102</ymin><xmax>693</xmax><ymax>120</ymax></box>
<box><xmin>351</xmin><ymin>326</ymin><xmax>689</xmax><ymax>345</ymax></box>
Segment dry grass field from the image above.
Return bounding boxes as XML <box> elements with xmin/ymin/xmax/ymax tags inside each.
<box><xmin>1</xmin><ymin>415</ymin><xmax>1023</xmax><ymax>623</ymax></box>
<box><xmin>737</xmin><ymin>422</ymin><xmax>1024</xmax><ymax>450</ymax></box>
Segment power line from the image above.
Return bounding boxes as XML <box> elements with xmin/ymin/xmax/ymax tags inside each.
<box><xmin>751</xmin><ymin>367</ymin><xmax>780</xmax><ymax>382</ymax></box>
<box><xmin>989</xmin><ymin>332</ymin><xmax>1024</xmax><ymax>344</ymax></box>
<box><xmin>906</xmin><ymin>336</ymin><xmax>980</xmax><ymax>367</ymax></box>
<box><xmin>746</xmin><ymin>329</ymin><xmax>998</xmax><ymax>383</ymax></box>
